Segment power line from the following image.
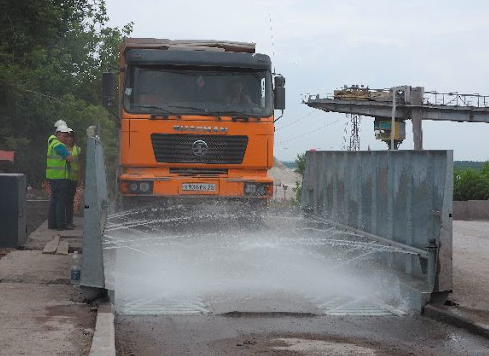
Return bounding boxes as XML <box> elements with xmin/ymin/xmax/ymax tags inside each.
<box><xmin>0</xmin><ymin>80</ymin><xmax>64</xmax><ymax>103</ymax></box>
<box><xmin>275</xmin><ymin>110</ymin><xmax>315</xmax><ymax>132</ymax></box>
<box><xmin>0</xmin><ymin>79</ymin><xmax>118</xmax><ymax>120</ymax></box>
<box><xmin>275</xmin><ymin>119</ymin><xmax>340</xmax><ymax>146</ymax></box>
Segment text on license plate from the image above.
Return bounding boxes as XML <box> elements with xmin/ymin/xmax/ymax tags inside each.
<box><xmin>182</xmin><ymin>183</ymin><xmax>216</xmax><ymax>192</ymax></box>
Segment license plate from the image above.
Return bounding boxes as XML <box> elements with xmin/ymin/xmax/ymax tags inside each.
<box><xmin>182</xmin><ymin>183</ymin><xmax>216</xmax><ymax>192</ymax></box>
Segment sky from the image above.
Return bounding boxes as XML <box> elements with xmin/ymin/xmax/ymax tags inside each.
<box><xmin>104</xmin><ymin>0</ymin><xmax>489</xmax><ymax>162</ymax></box>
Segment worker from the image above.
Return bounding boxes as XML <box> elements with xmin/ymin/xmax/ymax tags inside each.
<box><xmin>225</xmin><ymin>80</ymin><xmax>253</xmax><ymax>105</ymax></box>
<box><xmin>54</xmin><ymin>120</ymin><xmax>67</xmax><ymax>129</ymax></box>
<box><xmin>65</xmin><ymin>128</ymin><xmax>82</xmax><ymax>229</ymax></box>
<box><xmin>46</xmin><ymin>124</ymin><xmax>73</xmax><ymax>231</ymax></box>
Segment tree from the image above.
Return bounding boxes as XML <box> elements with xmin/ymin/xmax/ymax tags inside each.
<box><xmin>0</xmin><ymin>0</ymin><xmax>132</xmax><ymax>186</ymax></box>
<box><xmin>294</xmin><ymin>152</ymin><xmax>306</xmax><ymax>176</ymax></box>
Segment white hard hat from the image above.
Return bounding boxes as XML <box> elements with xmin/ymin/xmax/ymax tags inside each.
<box><xmin>54</xmin><ymin>120</ymin><xmax>67</xmax><ymax>128</ymax></box>
<box><xmin>56</xmin><ymin>125</ymin><xmax>71</xmax><ymax>133</ymax></box>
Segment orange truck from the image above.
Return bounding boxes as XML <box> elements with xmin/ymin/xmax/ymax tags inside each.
<box><xmin>103</xmin><ymin>38</ymin><xmax>285</xmax><ymax>209</ymax></box>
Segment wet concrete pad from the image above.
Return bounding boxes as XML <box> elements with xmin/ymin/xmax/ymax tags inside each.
<box><xmin>0</xmin><ymin>283</ymin><xmax>95</xmax><ymax>356</ymax></box>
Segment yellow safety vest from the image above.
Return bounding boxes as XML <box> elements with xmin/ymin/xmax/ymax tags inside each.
<box><xmin>69</xmin><ymin>145</ymin><xmax>81</xmax><ymax>181</ymax></box>
<box><xmin>46</xmin><ymin>135</ymin><xmax>68</xmax><ymax>179</ymax></box>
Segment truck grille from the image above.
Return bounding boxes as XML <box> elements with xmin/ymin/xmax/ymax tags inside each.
<box><xmin>169</xmin><ymin>168</ymin><xmax>228</xmax><ymax>176</ymax></box>
<box><xmin>151</xmin><ymin>134</ymin><xmax>248</xmax><ymax>164</ymax></box>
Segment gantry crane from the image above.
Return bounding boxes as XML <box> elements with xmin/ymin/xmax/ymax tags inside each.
<box><xmin>304</xmin><ymin>85</ymin><xmax>489</xmax><ymax>150</ymax></box>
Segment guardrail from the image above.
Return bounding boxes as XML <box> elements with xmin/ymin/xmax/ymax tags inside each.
<box><xmin>304</xmin><ymin>90</ymin><xmax>489</xmax><ymax>109</ymax></box>
<box><xmin>301</xmin><ymin>151</ymin><xmax>453</xmax><ymax>295</ymax></box>
<box><xmin>423</xmin><ymin>91</ymin><xmax>489</xmax><ymax>108</ymax></box>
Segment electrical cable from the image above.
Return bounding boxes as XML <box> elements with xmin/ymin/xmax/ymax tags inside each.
<box><xmin>275</xmin><ymin>119</ymin><xmax>340</xmax><ymax>146</ymax></box>
<box><xmin>0</xmin><ymin>79</ymin><xmax>119</xmax><ymax>119</ymax></box>
<box><xmin>275</xmin><ymin>110</ymin><xmax>315</xmax><ymax>131</ymax></box>
<box><xmin>0</xmin><ymin>80</ymin><xmax>65</xmax><ymax>102</ymax></box>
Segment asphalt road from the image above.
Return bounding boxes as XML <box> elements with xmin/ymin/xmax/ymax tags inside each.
<box><xmin>105</xmin><ymin>205</ymin><xmax>489</xmax><ymax>355</ymax></box>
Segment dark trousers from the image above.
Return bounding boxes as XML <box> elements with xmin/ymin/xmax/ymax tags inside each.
<box><xmin>48</xmin><ymin>179</ymin><xmax>69</xmax><ymax>229</ymax></box>
<box><xmin>66</xmin><ymin>181</ymin><xmax>77</xmax><ymax>225</ymax></box>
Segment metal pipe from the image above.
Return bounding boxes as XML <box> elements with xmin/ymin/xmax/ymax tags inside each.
<box><xmin>426</xmin><ymin>239</ymin><xmax>438</xmax><ymax>287</ymax></box>
<box><xmin>309</xmin><ymin>217</ymin><xmax>430</xmax><ymax>259</ymax></box>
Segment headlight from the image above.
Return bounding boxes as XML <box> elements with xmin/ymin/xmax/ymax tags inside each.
<box><xmin>245</xmin><ymin>183</ymin><xmax>257</xmax><ymax>194</ymax></box>
<box><xmin>139</xmin><ymin>182</ymin><xmax>151</xmax><ymax>192</ymax></box>
<box><xmin>244</xmin><ymin>182</ymin><xmax>272</xmax><ymax>197</ymax></box>
<box><xmin>124</xmin><ymin>181</ymin><xmax>154</xmax><ymax>194</ymax></box>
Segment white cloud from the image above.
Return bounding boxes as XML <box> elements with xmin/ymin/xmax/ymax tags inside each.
<box><xmin>105</xmin><ymin>0</ymin><xmax>489</xmax><ymax>161</ymax></box>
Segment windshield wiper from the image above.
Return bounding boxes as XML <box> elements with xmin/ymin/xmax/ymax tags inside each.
<box><xmin>164</xmin><ymin>105</ymin><xmax>208</xmax><ymax>113</ymax></box>
<box><xmin>132</xmin><ymin>105</ymin><xmax>172</xmax><ymax>114</ymax></box>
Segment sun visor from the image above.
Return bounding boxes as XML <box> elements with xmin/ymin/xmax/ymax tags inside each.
<box><xmin>125</xmin><ymin>49</ymin><xmax>271</xmax><ymax>70</ymax></box>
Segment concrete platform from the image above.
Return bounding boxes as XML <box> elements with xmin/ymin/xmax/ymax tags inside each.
<box><xmin>0</xmin><ymin>283</ymin><xmax>94</xmax><ymax>356</ymax></box>
<box><xmin>0</xmin><ymin>217</ymin><xmax>97</xmax><ymax>356</ymax></box>
<box><xmin>23</xmin><ymin>218</ymin><xmax>83</xmax><ymax>251</ymax></box>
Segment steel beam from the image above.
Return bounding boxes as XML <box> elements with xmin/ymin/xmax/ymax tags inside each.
<box><xmin>306</xmin><ymin>98</ymin><xmax>489</xmax><ymax>123</ymax></box>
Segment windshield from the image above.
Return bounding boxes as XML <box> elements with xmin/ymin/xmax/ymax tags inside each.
<box><xmin>124</xmin><ymin>66</ymin><xmax>273</xmax><ymax>117</ymax></box>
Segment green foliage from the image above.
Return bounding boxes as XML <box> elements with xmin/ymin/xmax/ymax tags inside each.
<box><xmin>294</xmin><ymin>152</ymin><xmax>306</xmax><ymax>176</ymax></box>
<box><xmin>291</xmin><ymin>152</ymin><xmax>306</xmax><ymax>205</ymax></box>
<box><xmin>453</xmin><ymin>162</ymin><xmax>489</xmax><ymax>201</ymax></box>
<box><xmin>291</xmin><ymin>180</ymin><xmax>302</xmax><ymax>206</ymax></box>
<box><xmin>0</xmin><ymin>0</ymin><xmax>132</xmax><ymax>186</ymax></box>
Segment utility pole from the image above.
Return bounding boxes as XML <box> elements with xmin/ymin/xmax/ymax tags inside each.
<box><xmin>411</xmin><ymin>87</ymin><xmax>424</xmax><ymax>150</ymax></box>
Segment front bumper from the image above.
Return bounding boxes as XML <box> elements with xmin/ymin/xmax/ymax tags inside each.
<box><xmin>120</xmin><ymin>175</ymin><xmax>273</xmax><ymax>199</ymax></box>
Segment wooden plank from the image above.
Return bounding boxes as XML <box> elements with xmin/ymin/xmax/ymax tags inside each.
<box><xmin>56</xmin><ymin>241</ymin><xmax>69</xmax><ymax>255</ymax></box>
<box><xmin>42</xmin><ymin>235</ymin><xmax>60</xmax><ymax>254</ymax></box>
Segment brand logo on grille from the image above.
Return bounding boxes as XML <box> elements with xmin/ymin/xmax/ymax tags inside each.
<box><xmin>173</xmin><ymin>125</ymin><xmax>229</xmax><ymax>133</ymax></box>
<box><xmin>192</xmin><ymin>140</ymin><xmax>208</xmax><ymax>156</ymax></box>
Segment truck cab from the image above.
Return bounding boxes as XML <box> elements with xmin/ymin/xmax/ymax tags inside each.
<box><xmin>111</xmin><ymin>39</ymin><xmax>285</xmax><ymax>208</ymax></box>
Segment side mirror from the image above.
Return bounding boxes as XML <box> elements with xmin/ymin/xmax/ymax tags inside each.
<box><xmin>102</xmin><ymin>72</ymin><xmax>116</xmax><ymax>108</ymax></box>
<box><xmin>274</xmin><ymin>75</ymin><xmax>285</xmax><ymax>110</ymax></box>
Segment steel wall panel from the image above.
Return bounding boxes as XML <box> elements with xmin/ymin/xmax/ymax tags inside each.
<box><xmin>81</xmin><ymin>137</ymin><xmax>108</xmax><ymax>288</ymax></box>
<box><xmin>301</xmin><ymin>151</ymin><xmax>453</xmax><ymax>293</ymax></box>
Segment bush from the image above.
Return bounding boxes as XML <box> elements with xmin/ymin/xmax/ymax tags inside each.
<box><xmin>453</xmin><ymin>162</ymin><xmax>489</xmax><ymax>201</ymax></box>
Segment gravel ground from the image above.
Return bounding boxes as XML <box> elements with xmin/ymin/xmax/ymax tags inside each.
<box><xmin>269</xmin><ymin>158</ymin><xmax>302</xmax><ymax>201</ymax></box>
<box><xmin>451</xmin><ymin>220</ymin><xmax>489</xmax><ymax>314</ymax></box>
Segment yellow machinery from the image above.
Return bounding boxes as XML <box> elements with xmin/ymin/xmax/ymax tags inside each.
<box><xmin>374</xmin><ymin>119</ymin><xmax>406</xmax><ymax>149</ymax></box>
